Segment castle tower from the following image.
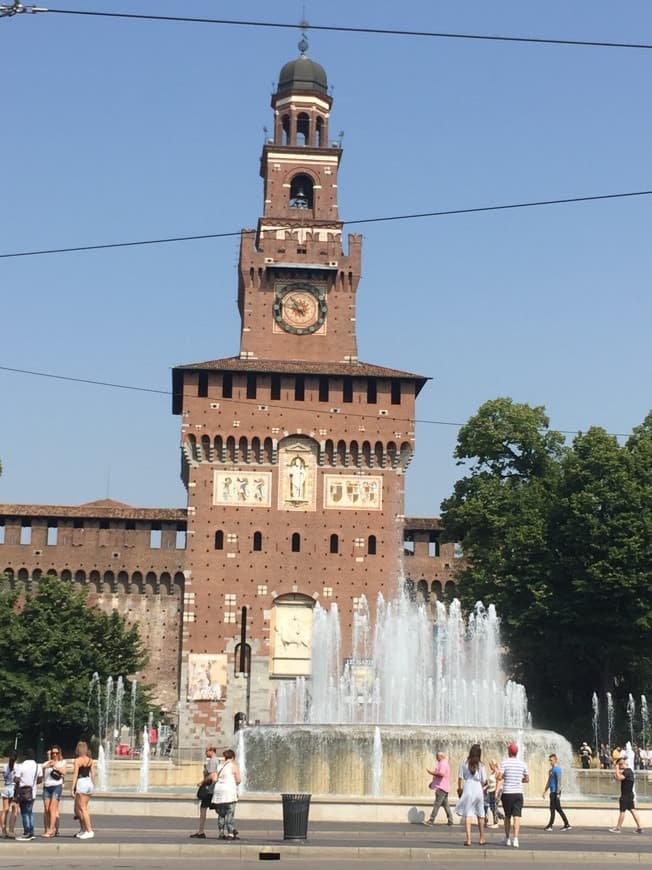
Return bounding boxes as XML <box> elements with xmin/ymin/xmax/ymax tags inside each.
<box><xmin>172</xmin><ymin>41</ymin><xmax>428</xmax><ymax>749</ymax></box>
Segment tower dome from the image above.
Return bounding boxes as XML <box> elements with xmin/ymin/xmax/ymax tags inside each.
<box><xmin>277</xmin><ymin>37</ymin><xmax>327</xmax><ymax>96</ymax></box>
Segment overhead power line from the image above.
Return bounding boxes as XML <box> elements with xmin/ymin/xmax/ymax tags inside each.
<box><xmin>1</xmin><ymin>189</ymin><xmax>651</xmax><ymax>259</ymax></box>
<box><xmin>0</xmin><ymin>365</ymin><xmax>632</xmax><ymax>439</ymax></box>
<box><xmin>10</xmin><ymin>7</ymin><xmax>652</xmax><ymax>51</ymax></box>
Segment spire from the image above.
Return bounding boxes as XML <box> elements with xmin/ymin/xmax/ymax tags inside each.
<box><xmin>298</xmin><ymin>18</ymin><xmax>309</xmax><ymax>56</ymax></box>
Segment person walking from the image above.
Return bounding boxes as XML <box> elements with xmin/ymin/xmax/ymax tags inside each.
<box><xmin>424</xmin><ymin>750</ymin><xmax>454</xmax><ymax>827</ymax></box>
<box><xmin>1</xmin><ymin>752</ymin><xmax>18</xmax><ymax>839</ymax></box>
<box><xmin>190</xmin><ymin>746</ymin><xmax>219</xmax><ymax>839</ymax></box>
<box><xmin>41</xmin><ymin>745</ymin><xmax>66</xmax><ymax>837</ymax></box>
<box><xmin>497</xmin><ymin>742</ymin><xmax>529</xmax><ymax>849</ymax></box>
<box><xmin>71</xmin><ymin>741</ymin><xmax>94</xmax><ymax>839</ymax></box>
<box><xmin>609</xmin><ymin>756</ymin><xmax>644</xmax><ymax>834</ymax></box>
<box><xmin>210</xmin><ymin>748</ymin><xmax>242</xmax><ymax>840</ymax></box>
<box><xmin>542</xmin><ymin>753</ymin><xmax>571</xmax><ymax>831</ymax></box>
<box><xmin>14</xmin><ymin>748</ymin><xmax>42</xmax><ymax>841</ymax></box>
<box><xmin>455</xmin><ymin>743</ymin><xmax>487</xmax><ymax>847</ymax></box>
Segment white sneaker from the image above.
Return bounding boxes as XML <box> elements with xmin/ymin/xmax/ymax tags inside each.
<box><xmin>503</xmin><ymin>836</ymin><xmax>511</xmax><ymax>846</ymax></box>
<box><xmin>512</xmin><ymin>837</ymin><xmax>519</xmax><ymax>848</ymax></box>
<box><xmin>78</xmin><ymin>831</ymin><xmax>95</xmax><ymax>840</ymax></box>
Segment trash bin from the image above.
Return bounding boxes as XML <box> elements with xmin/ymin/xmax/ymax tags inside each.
<box><xmin>281</xmin><ymin>793</ymin><xmax>311</xmax><ymax>840</ymax></box>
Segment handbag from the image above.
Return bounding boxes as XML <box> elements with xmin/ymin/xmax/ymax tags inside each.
<box><xmin>50</xmin><ymin>769</ymin><xmax>62</xmax><ymax>781</ymax></box>
<box><xmin>428</xmin><ymin>778</ymin><xmax>437</xmax><ymax>790</ymax></box>
<box><xmin>17</xmin><ymin>785</ymin><xmax>33</xmax><ymax>802</ymax></box>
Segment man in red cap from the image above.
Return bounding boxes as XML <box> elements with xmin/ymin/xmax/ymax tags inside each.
<box><xmin>497</xmin><ymin>743</ymin><xmax>529</xmax><ymax>848</ymax></box>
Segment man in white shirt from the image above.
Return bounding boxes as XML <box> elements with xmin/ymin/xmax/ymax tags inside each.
<box><xmin>497</xmin><ymin>742</ymin><xmax>529</xmax><ymax>849</ymax></box>
<box><xmin>14</xmin><ymin>749</ymin><xmax>42</xmax><ymax>841</ymax></box>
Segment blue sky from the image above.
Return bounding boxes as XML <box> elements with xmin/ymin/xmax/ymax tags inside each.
<box><xmin>2</xmin><ymin>0</ymin><xmax>651</xmax><ymax>517</ymax></box>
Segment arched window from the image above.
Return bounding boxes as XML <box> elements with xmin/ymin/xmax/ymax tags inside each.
<box><xmin>290</xmin><ymin>173</ymin><xmax>314</xmax><ymax>209</ymax></box>
<box><xmin>368</xmin><ymin>535</ymin><xmax>377</xmax><ymax>555</ymax></box>
<box><xmin>291</xmin><ymin>532</ymin><xmax>301</xmax><ymax>553</ymax></box>
<box><xmin>253</xmin><ymin>531</ymin><xmax>263</xmax><ymax>552</ymax></box>
<box><xmin>325</xmin><ymin>439</ymin><xmax>334</xmax><ymax>465</ymax></box>
<box><xmin>282</xmin><ymin>114</ymin><xmax>290</xmax><ymax>145</ymax></box>
<box><xmin>297</xmin><ymin>112</ymin><xmax>310</xmax><ymax>145</ymax></box>
<box><xmin>416</xmin><ymin>579</ymin><xmax>429</xmax><ymax>602</ymax></box>
<box><xmin>251</xmin><ymin>437</ymin><xmax>261</xmax><ymax>464</ymax></box>
<box><xmin>350</xmin><ymin>441</ymin><xmax>359</xmax><ymax>467</ymax></box>
<box><xmin>215</xmin><ymin>530</ymin><xmax>224</xmax><ymax>550</ymax></box>
<box><xmin>329</xmin><ymin>533</ymin><xmax>339</xmax><ymax>554</ymax></box>
<box><xmin>316</xmin><ymin>115</ymin><xmax>324</xmax><ymax>146</ymax></box>
<box><xmin>431</xmin><ymin>580</ymin><xmax>443</xmax><ymax>599</ymax></box>
<box><xmin>226</xmin><ymin>436</ymin><xmax>236</xmax><ymax>462</ymax></box>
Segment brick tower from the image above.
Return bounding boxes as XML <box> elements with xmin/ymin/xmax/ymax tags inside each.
<box><xmin>172</xmin><ymin>40</ymin><xmax>428</xmax><ymax>749</ymax></box>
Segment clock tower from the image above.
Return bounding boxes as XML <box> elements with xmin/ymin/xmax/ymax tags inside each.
<box><xmin>172</xmin><ymin>40</ymin><xmax>428</xmax><ymax>750</ymax></box>
<box><xmin>238</xmin><ymin>35</ymin><xmax>360</xmax><ymax>364</ymax></box>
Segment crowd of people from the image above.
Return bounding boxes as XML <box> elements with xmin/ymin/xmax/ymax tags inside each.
<box><xmin>424</xmin><ymin>740</ymin><xmax>645</xmax><ymax>847</ymax></box>
<box><xmin>1</xmin><ymin>742</ymin><xmax>95</xmax><ymax>841</ymax></box>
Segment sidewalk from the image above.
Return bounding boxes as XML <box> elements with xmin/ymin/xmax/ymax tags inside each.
<box><xmin>1</xmin><ymin>812</ymin><xmax>650</xmax><ymax>861</ymax></box>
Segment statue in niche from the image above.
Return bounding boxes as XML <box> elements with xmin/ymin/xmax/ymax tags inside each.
<box><xmin>288</xmin><ymin>456</ymin><xmax>306</xmax><ymax>500</ymax></box>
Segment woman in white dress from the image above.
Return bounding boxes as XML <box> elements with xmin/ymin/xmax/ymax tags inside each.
<box><xmin>456</xmin><ymin>743</ymin><xmax>487</xmax><ymax>847</ymax></box>
<box><xmin>210</xmin><ymin>748</ymin><xmax>242</xmax><ymax>839</ymax></box>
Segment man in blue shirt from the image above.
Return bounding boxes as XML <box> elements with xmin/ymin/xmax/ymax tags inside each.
<box><xmin>542</xmin><ymin>754</ymin><xmax>571</xmax><ymax>831</ymax></box>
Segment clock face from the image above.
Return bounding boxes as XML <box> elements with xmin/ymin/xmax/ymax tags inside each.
<box><xmin>273</xmin><ymin>283</ymin><xmax>327</xmax><ymax>334</ymax></box>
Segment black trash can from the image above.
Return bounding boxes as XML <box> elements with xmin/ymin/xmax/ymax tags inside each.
<box><xmin>281</xmin><ymin>793</ymin><xmax>311</xmax><ymax>840</ymax></box>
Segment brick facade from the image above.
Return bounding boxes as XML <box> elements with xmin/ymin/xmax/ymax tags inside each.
<box><xmin>0</xmin><ymin>47</ymin><xmax>458</xmax><ymax>751</ymax></box>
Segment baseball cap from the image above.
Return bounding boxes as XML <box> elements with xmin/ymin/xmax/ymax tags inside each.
<box><xmin>507</xmin><ymin>743</ymin><xmax>519</xmax><ymax>755</ymax></box>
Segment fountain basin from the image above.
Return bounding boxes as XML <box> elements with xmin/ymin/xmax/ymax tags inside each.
<box><xmin>239</xmin><ymin>724</ymin><xmax>573</xmax><ymax>798</ymax></box>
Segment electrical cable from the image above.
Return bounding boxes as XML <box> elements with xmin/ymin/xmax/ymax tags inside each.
<box><xmin>1</xmin><ymin>189</ymin><xmax>650</xmax><ymax>259</ymax></box>
<box><xmin>0</xmin><ymin>364</ymin><xmax>632</xmax><ymax>438</ymax></box>
<box><xmin>37</xmin><ymin>9</ymin><xmax>652</xmax><ymax>51</ymax></box>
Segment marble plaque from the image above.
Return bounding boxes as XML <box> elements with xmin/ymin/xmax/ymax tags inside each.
<box><xmin>214</xmin><ymin>470</ymin><xmax>272</xmax><ymax>507</ymax></box>
<box><xmin>323</xmin><ymin>474</ymin><xmax>383</xmax><ymax>510</ymax></box>
<box><xmin>270</xmin><ymin>603</ymin><xmax>313</xmax><ymax>677</ymax></box>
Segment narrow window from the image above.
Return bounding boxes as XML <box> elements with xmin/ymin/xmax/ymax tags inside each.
<box><xmin>198</xmin><ymin>372</ymin><xmax>208</xmax><ymax>398</ymax></box>
<box><xmin>367</xmin><ymin>379</ymin><xmax>377</xmax><ymax>404</ymax></box>
<box><xmin>368</xmin><ymin>535</ymin><xmax>377</xmax><ymax>555</ymax></box>
<box><xmin>47</xmin><ymin>523</ymin><xmax>58</xmax><ymax>546</ymax></box>
<box><xmin>343</xmin><ymin>376</ymin><xmax>353</xmax><ymax>403</ymax></box>
<box><xmin>330</xmin><ymin>533</ymin><xmax>339</xmax><ymax>554</ymax></box>
<box><xmin>222</xmin><ymin>372</ymin><xmax>233</xmax><ymax>399</ymax></box>
<box><xmin>246</xmin><ymin>374</ymin><xmax>257</xmax><ymax>400</ymax></box>
<box><xmin>20</xmin><ymin>523</ymin><xmax>32</xmax><ymax>545</ymax></box>
<box><xmin>271</xmin><ymin>374</ymin><xmax>281</xmax><ymax>400</ymax></box>
<box><xmin>0</xmin><ymin>523</ymin><xmax>4</xmax><ymax>545</ymax></box>
<box><xmin>176</xmin><ymin>528</ymin><xmax>187</xmax><ymax>549</ymax></box>
<box><xmin>253</xmin><ymin>531</ymin><xmax>263</xmax><ymax>552</ymax></box>
<box><xmin>318</xmin><ymin>376</ymin><xmax>329</xmax><ymax>403</ymax></box>
<box><xmin>295</xmin><ymin>376</ymin><xmax>305</xmax><ymax>401</ymax></box>
<box><xmin>150</xmin><ymin>528</ymin><xmax>162</xmax><ymax>549</ymax></box>
<box><xmin>291</xmin><ymin>533</ymin><xmax>301</xmax><ymax>553</ymax></box>
<box><xmin>215</xmin><ymin>530</ymin><xmax>224</xmax><ymax>550</ymax></box>
<box><xmin>391</xmin><ymin>379</ymin><xmax>401</xmax><ymax>405</ymax></box>
<box><xmin>428</xmin><ymin>535</ymin><xmax>440</xmax><ymax>557</ymax></box>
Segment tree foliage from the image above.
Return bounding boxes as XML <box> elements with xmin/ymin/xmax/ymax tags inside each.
<box><xmin>441</xmin><ymin>399</ymin><xmax>652</xmax><ymax>737</ymax></box>
<box><xmin>0</xmin><ymin>575</ymin><xmax>155</xmax><ymax>752</ymax></box>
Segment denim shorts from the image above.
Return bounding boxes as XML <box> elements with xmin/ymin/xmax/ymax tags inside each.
<box><xmin>43</xmin><ymin>784</ymin><xmax>63</xmax><ymax>800</ymax></box>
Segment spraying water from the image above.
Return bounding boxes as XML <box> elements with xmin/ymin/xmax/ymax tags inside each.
<box><xmin>138</xmin><ymin>726</ymin><xmax>150</xmax><ymax>793</ymax></box>
<box><xmin>592</xmin><ymin>691</ymin><xmax>600</xmax><ymax>752</ymax></box>
<box><xmin>607</xmin><ymin>692</ymin><xmax>615</xmax><ymax>749</ymax></box>
<box><xmin>627</xmin><ymin>694</ymin><xmax>636</xmax><ymax>746</ymax></box>
<box><xmin>274</xmin><ymin>595</ymin><xmax>528</xmax><ymax>727</ymax></box>
<box><xmin>641</xmin><ymin>695</ymin><xmax>649</xmax><ymax>747</ymax></box>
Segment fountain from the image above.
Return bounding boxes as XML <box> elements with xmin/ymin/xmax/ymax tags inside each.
<box><xmin>641</xmin><ymin>695</ymin><xmax>649</xmax><ymax>747</ymax></box>
<box><xmin>240</xmin><ymin>592</ymin><xmax>572</xmax><ymax>797</ymax></box>
<box><xmin>138</xmin><ymin>726</ymin><xmax>150</xmax><ymax>793</ymax></box>
<box><xmin>592</xmin><ymin>691</ymin><xmax>600</xmax><ymax>751</ymax></box>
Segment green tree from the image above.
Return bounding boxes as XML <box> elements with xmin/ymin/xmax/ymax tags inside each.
<box><xmin>441</xmin><ymin>398</ymin><xmax>652</xmax><ymax>736</ymax></box>
<box><xmin>0</xmin><ymin>575</ymin><xmax>156</xmax><ymax>752</ymax></box>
